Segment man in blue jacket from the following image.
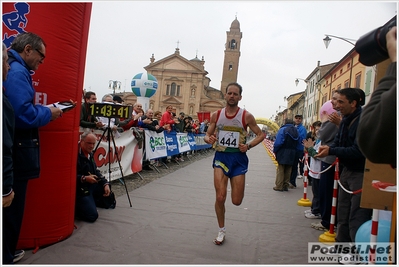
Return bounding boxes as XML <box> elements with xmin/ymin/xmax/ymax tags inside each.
<box><xmin>273</xmin><ymin>118</ymin><xmax>299</xmax><ymax>191</ymax></box>
<box><xmin>2</xmin><ymin>32</ymin><xmax>63</xmax><ymax>264</ymax></box>
<box><xmin>289</xmin><ymin>114</ymin><xmax>307</xmax><ymax>188</ymax></box>
<box><xmin>316</xmin><ymin>88</ymin><xmax>371</xmax><ymax>244</ymax></box>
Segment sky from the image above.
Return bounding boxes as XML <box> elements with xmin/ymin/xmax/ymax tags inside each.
<box><xmin>83</xmin><ymin>1</ymin><xmax>397</xmax><ymax>120</ymax></box>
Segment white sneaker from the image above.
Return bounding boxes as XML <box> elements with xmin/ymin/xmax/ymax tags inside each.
<box><xmin>304</xmin><ymin>209</ymin><xmax>312</xmax><ymax>214</ymax></box>
<box><xmin>297</xmin><ymin>175</ymin><xmax>303</xmax><ymax>179</ymax></box>
<box><xmin>305</xmin><ymin>212</ymin><xmax>321</xmax><ymax>219</ymax></box>
<box><xmin>213</xmin><ymin>230</ymin><xmax>225</xmax><ymax>245</ymax></box>
<box><xmin>311</xmin><ymin>222</ymin><xmax>328</xmax><ymax>231</ymax></box>
<box><xmin>13</xmin><ymin>250</ymin><xmax>25</xmax><ymax>263</ymax></box>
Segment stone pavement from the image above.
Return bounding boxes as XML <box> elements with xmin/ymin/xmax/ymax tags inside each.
<box><xmin>18</xmin><ymin>142</ymin><xmax>325</xmax><ymax>265</ymax></box>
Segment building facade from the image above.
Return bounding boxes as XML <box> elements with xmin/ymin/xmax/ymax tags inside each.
<box><xmin>119</xmin><ymin>18</ymin><xmax>242</xmax><ymax>120</ymax></box>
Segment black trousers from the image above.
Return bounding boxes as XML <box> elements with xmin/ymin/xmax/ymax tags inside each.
<box><xmin>3</xmin><ymin>179</ymin><xmax>29</xmax><ymax>264</ymax></box>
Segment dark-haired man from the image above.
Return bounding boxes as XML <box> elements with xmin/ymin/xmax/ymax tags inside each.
<box><xmin>205</xmin><ymin>82</ymin><xmax>264</xmax><ymax>245</ymax></box>
<box><xmin>316</xmin><ymin>88</ymin><xmax>371</xmax><ymax>245</ymax></box>
<box><xmin>80</xmin><ymin>91</ymin><xmax>104</xmax><ymax>129</ymax></box>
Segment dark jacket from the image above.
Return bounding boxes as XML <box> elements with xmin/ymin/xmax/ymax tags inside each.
<box><xmin>3</xmin><ymin>91</ymin><xmax>14</xmax><ymax>195</ymax></box>
<box><xmin>76</xmin><ymin>145</ymin><xmax>109</xmax><ymax>196</ymax></box>
<box><xmin>273</xmin><ymin>123</ymin><xmax>299</xmax><ymax>165</ymax></box>
<box><xmin>80</xmin><ymin>102</ymin><xmax>98</xmax><ymax>128</ymax></box>
<box><xmin>138</xmin><ymin>115</ymin><xmax>164</xmax><ymax>133</ymax></box>
<box><xmin>357</xmin><ymin>62</ymin><xmax>396</xmax><ymax>167</ymax></box>
<box><xmin>329</xmin><ymin>106</ymin><xmax>365</xmax><ymax>172</ymax></box>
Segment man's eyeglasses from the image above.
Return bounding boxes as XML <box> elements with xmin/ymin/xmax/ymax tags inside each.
<box><xmin>35</xmin><ymin>49</ymin><xmax>46</xmax><ymax>60</ymax></box>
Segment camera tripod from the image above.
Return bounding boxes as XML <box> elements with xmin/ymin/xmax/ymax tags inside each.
<box><xmin>94</xmin><ymin>118</ymin><xmax>132</xmax><ymax>207</ymax></box>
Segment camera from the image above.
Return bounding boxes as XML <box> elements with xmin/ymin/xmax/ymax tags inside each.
<box><xmin>355</xmin><ymin>15</ymin><xmax>396</xmax><ymax>66</ymax></box>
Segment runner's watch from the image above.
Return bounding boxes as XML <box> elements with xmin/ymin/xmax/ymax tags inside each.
<box><xmin>247</xmin><ymin>143</ymin><xmax>251</xmax><ymax>150</ymax></box>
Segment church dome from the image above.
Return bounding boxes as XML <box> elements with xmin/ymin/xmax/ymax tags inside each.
<box><xmin>230</xmin><ymin>18</ymin><xmax>240</xmax><ymax>30</ymax></box>
<box><xmin>190</xmin><ymin>56</ymin><xmax>201</xmax><ymax>62</ymax></box>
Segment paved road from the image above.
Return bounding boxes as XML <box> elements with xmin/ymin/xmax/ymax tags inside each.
<box><xmin>19</xmin><ymin>142</ymin><xmax>323</xmax><ymax>265</ymax></box>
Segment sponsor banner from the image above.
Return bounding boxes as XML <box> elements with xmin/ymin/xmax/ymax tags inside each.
<box><xmin>80</xmin><ymin>127</ymin><xmax>142</xmax><ymax>181</ymax></box>
<box><xmin>308</xmin><ymin>242</ymin><xmax>395</xmax><ymax>264</ymax></box>
<box><xmin>144</xmin><ymin>130</ymin><xmax>212</xmax><ymax>160</ymax></box>
<box><xmin>176</xmin><ymin>132</ymin><xmax>191</xmax><ymax>153</ymax></box>
<box><xmin>144</xmin><ymin>130</ymin><xmax>167</xmax><ymax>160</ymax></box>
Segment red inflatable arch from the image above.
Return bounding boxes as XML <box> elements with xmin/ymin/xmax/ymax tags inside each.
<box><xmin>2</xmin><ymin>2</ymin><xmax>92</xmax><ymax>250</ymax></box>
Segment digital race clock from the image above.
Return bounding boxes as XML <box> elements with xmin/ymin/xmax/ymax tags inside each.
<box><xmin>89</xmin><ymin>103</ymin><xmax>132</xmax><ymax>119</ymax></box>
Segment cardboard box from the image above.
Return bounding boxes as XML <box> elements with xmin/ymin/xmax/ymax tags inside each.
<box><xmin>360</xmin><ymin>159</ymin><xmax>396</xmax><ymax>211</ymax></box>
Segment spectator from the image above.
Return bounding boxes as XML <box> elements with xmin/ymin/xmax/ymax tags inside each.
<box><xmin>175</xmin><ymin>112</ymin><xmax>185</xmax><ymax>133</ymax></box>
<box><xmin>200</xmin><ymin>119</ymin><xmax>209</xmax><ymax>133</ymax></box>
<box><xmin>76</xmin><ymin>132</ymin><xmax>113</xmax><ymax>222</ymax></box>
<box><xmin>121</xmin><ymin>102</ymin><xmax>143</xmax><ymax>131</ymax></box>
<box><xmin>316</xmin><ymin>88</ymin><xmax>372</xmax><ymax>243</ymax></box>
<box><xmin>303</xmin><ymin>127</ymin><xmax>322</xmax><ymax>219</ymax></box>
<box><xmin>183</xmin><ymin>117</ymin><xmax>193</xmax><ymax>133</ymax></box>
<box><xmin>273</xmin><ymin>118</ymin><xmax>299</xmax><ymax>192</ymax></box>
<box><xmin>139</xmin><ymin>109</ymin><xmax>163</xmax><ymax>133</ymax></box>
<box><xmin>357</xmin><ymin>26</ymin><xmax>396</xmax><ymax>167</ymax></box>
<box><xmin>192</xmin><ymin>119</ymin><xmax>200</xmax><ymax>134</ymax></box>
<box><xmin>306</xmin><ymin>121</ymin><xmax>322</xmax><ymax>141</ymax></box>
<box><xmin>97</xmin><ymin>94</ymin><xmax>118</xmax><ymax>129</ymax></box>
<box><xmin>80</xmin><ymin>91</ymin><xmax>104</xmax><ymax>129</ymax></box>
<box><xmin>112</xmin><ymin>95</ymin><xmax>130</xmax><ymax>129</ymax></box>
<box><xmin>3</xmin><ymin>32</ymin><xmax>63</xmax><ymax>264</ymax></box>
<box><xmin>159</xmin><ymin>105</ymin><xmax>175</xmax><ymax>132</ymax></box>
<box><xmin>3</xmin><ymin>42</ymin><xmax>14</xmax><ymax>209</ymax></box>
<box><xmin>289</xmin><ymin>114</ymin><xmax>307</xmax><ymax>188</ymax></box>
<box><xmin>309</xmin><ymin>100</ymin><xmax>338</xmax><ymax>231</ymax></box>
<box><xmin>305</xmin><ymin>120</ymin><xmax>322</xmax><ymax>186</ymax></box>
<box><xmin>328</xmin><ymin>90</ymin><xmax>342</xmax><ymax>127</ymax></box>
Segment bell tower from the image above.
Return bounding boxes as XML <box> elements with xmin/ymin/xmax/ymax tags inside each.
<box><xmin>220</xmin><ymin>16</ymin><xmax>242</xmax><ymax>94</ymax></box>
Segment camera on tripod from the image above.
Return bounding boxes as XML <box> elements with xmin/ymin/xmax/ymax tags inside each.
<box><xmin>355</xmin><ymin>15</ymin><xmax>396</xmax><ymax>66</ymax></box>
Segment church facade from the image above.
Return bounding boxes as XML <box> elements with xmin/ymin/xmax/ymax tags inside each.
<box><xmin>121</xmin><ymin>17</ymin><xmax>242</xmax><ymax>120</ymax></box>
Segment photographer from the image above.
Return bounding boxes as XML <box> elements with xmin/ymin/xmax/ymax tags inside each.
<box><xmin>76</xmin><ymin>132</ymin><xmax>113</xmax><ymax>222</ymax></box>
<box><xmin>357</xmin><ymin>26</ymin><xmax>396</xmax><ymax>167</ymax></box>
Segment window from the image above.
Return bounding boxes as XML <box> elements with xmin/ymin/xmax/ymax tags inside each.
<box><xmin>347</xmin><ymin>62</ymin><xmax>351</xmax><ymax>69</ymax></box>
<box><xmin>166</xmin><ymin>82</ymin><xmax>180</xmax><ymax>96</ymax></box>
<box><xmin>308</xmin><ymin>104</ymin><xmax>312</xmax><ymax>117</ymax></box>
<box><xmin>340</xmin><ymin>69</ymin><xmax>343</xmax><ymax>74</ymax></box>
<box><xmin>230</xmin><ymin>39</ymin><xmax>236</xmax><ymax>49</ymax></box>
<box><xmin>171</xmin><ymin>83</ymin><xmax>176</xmax><ymax>96</ymax></box>
<box><xmin>322</xmin><ymin>94</ymin><xmax>327</xmax><ymax>104</ymax></box>
<box><xmin>337</xmin><ymin>84</ymin><xmax>341</xmax><ymax>90</ymax></box>
<box><xmin>229</xmin><ymin>64</ymin><xmax>233</xmax><ymax>71</ymax></box>
<box><xmin>314</xmin><ymin>100</ymin><xmax>319</xmax><ymax>115</ymax></box>
<box><xmin>355</xmin><ymin>73</ymin><xmax>361</xmax><ymax>88</ymax></box>
<box><xmin>344</xmin><ymin>80</ymin><xmax>349</xmax><ymax>88</ymax></box>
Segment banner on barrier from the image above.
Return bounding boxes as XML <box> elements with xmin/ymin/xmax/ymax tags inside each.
<box><xmin>79</xmin><ymin>127</ymin><xmax>142</xmax><ymax>181</ymax></box>
<box><xmin>145</xmin><ymin>130</ymin><xmax>211</xmax><ymax>160</ymax></box>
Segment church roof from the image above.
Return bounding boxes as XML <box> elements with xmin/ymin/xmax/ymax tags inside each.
<box><xmin>144</xmin><ymin>48</ymin><xmax>208</xmax><ymax>75</ymax></box>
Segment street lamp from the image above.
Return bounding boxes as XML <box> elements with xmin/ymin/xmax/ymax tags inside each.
<box><xmin>109</xmin><ymin>80</ymin><xmax>122</xmax><ymax>95</ymax></box>
<box><xmin>295</xmin><ymin>78</ymin><xmax>307</xmax><ymax>87</ymax></box>
<box><xmin>323</xmin><ymin>34</ymin><xmax>356</xmax><ymax>49</ymax></box>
